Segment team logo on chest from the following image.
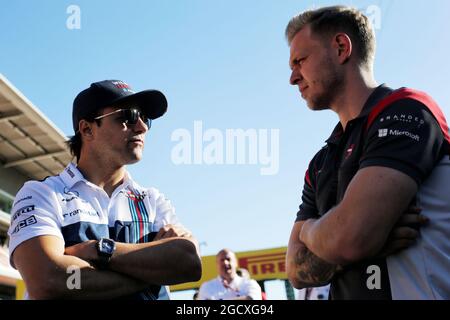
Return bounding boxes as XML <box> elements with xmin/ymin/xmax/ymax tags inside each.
<box><xmin>120</xmin><ymin>190</ymin><xmax>147</xmax><ymax>200</ymax></box>
<box><xmin>120</xmin><ymin>190</ymin><xmax>153</xmax><ymax>243</ymax></box>
<box><xmin>345</xmin><ymin>144</ymin><xmax>356</xmax><ymax>159</ymax></box>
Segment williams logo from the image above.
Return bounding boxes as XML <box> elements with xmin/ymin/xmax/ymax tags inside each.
<box><xmin>61</xmin><ymin>188</ymin><xmax>87</xmax><ymax>203</ymax></box>
<box><xmin>112</xmin><ymin>81</ymin><xmax>135</xmax><ymax>93</ymax></box>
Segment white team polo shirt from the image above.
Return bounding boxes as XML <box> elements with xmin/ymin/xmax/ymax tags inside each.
<box><xmin>198</xmin><ymin>275</ymin><xmax>262</xmax><ymax>300</ymax></box>
<box><xmin>8</xmin><ymin>162</ymin><xmax>181</xmax><ymax>300</ymax></box>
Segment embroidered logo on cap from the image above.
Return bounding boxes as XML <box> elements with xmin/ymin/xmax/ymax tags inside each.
<box><xmin>112</xmin><ymin>81</ymin><xmax>135</xmax><ymax>93</ymax></box>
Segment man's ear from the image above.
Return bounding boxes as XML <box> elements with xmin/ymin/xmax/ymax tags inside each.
<box><xmin>332</xmin><ymin>33</ymin><xmax>352</xmax><ymax>64</ymax></box>
<box><xmin>78</xmin><ymin>120</ymin><xmax>95</xmax><ymax>140</ymax></box>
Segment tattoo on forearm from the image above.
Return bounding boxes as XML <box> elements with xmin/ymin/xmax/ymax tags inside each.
<box><xmin>295</xmin><ymin>245</ymin><xmax>337</xmax><ymax>287</ymax></box>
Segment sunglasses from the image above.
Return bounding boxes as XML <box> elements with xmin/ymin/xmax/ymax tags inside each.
<box><xmin>94</xmin><ymin>108</ymin><xmax>152</xmax><ymax>128</ymax></box>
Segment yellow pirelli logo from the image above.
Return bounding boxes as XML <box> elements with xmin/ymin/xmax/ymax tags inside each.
<box><xmin>237</xmin><ymin>252</ymin><xmax>286</xmax><ymax>280</ymax></box>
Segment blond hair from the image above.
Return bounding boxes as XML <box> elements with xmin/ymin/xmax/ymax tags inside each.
<box><xmin>286</xmin><ymin>5</ymin><xmax>376</xmax><ymax>68</ymax></box>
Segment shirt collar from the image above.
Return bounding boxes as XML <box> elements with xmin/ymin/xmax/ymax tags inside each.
<box><xmin>60</xmin><ymin>162</ymin><xmax>135</xmax><ymax>192</ymax></box>
<box><xmin>325</xmin><ymin>122</ymin><xmax>344</xmax><ymax>145</ymax></box>
<box><xmin>325</xmin><ymin>84</ymin><xmax>394</xmax><ymax>144</ymax></box>
<box><xmin>357</xmin><ymin>84</ymin><xmax>394</xmax><ymax>119</ymax></box>
<box><xmin>59</xmin><ymin>162</ymin><xmax>86</xmax><ymax>189</ymax></box>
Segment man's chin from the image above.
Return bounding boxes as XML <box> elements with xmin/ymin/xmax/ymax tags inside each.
<box><xmin>307</xmin><ymin>100</ymin><xmax>330</xmax><ymax>111</ymax></box>
<box><xmin>126</xmin><ymin>146</ymin><xmax>144</xmax><ymax>159</ymax></box>
<box><xmin>127</xmin><ymin>159</ymin><xmax>140</xmax><ymax>165</ymax></box>
<box><xmin>126</xmin><ymin>152</ymin><xmax>143</xmax><ymax>164</ymax></box>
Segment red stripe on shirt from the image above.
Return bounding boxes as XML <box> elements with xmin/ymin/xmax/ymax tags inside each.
<box><xmin>366</xmin><ymin>88</ymin><xmax>450</xmax><ymax>147</ymax></box>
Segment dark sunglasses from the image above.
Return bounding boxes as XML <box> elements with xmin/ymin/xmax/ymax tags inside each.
<box><xmin>94</xmin><ymin>108</ymin><xmax>152</xmax><ymax>128</ymax></box>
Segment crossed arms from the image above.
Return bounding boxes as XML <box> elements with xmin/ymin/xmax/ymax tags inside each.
<box><xmin>287</xmin><ymin>166</ymin><xmax>423</xmax><ymax>289</ymax></box>
<box><xmin>12</xmin><ymin>224</ymin><xmax>202</xmax><ymax>299</ymax></box>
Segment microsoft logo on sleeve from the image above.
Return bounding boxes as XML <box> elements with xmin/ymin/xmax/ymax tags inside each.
<box><xmin>378</xmin><ymin>129</ymin><xmax>388</xmax><ymax>137</ymax></box>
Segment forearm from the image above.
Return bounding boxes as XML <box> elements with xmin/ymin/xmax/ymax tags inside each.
<box><xmin>300</xmin><ymin>209</ymin><xmax>388</xmax><ymax>265</ymax></box>
<box><xmin>287</xmin><ymin>222</ymin><xmax>337</xmax><ymax>289</ymax></box>
<box><xmin>300</xmin><ymin>167</ymin><xmax>418</xmax><ymax>264</ymax></box>
<box><xmin>299</xmin><ymin>216</ymin><xmax>345</xmax><ymax>264</ymax></box>
<box><xmin>28</xmin><ymin>255</ymin><xmax>148</xmax><ymax>299</ymax></box>
<box><xmin>109</xmin><ymin>237</ymin><xmax>202</xmax><ymax>285</ymax></box>
<box><xmin>24</xmin><ymin>255</ymin><xmax>147</xmax><ymax>299</ymax></box>
<box><xmin>288</xmin><ymin>240</ymin><xmax>337</xmax><ymax>288</ymax></box>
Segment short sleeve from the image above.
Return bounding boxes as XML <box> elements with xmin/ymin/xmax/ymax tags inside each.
<box><xmin>296</xmin><ymin>153</ymin><xmax>322</xmax><ymax>222</ymax></box>
<box><xmin>151</xmin><ymin>188</ymin><xmax>182</xmax><ymax>231</ymax></box>
<box><xmin>360</xmin><ymin>99</ymin><xmax>445</xmax><ymax>185</ymax></box>
<box><xmin>8</xmin><ymin>181</ymin><xmax>63</xmax><ymax>268</ymax></box>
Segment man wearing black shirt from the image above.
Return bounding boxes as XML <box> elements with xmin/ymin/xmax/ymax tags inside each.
<box><xmin>285</xmin><ymin>6</ymin><xmax>450</xmax><ymax>299</ymax></box>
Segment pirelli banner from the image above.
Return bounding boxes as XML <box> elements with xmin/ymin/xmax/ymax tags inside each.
<box><xmin>170</xmin><ymin>246</ymin><xmax>287</xmax><ymax>292</ymax></box>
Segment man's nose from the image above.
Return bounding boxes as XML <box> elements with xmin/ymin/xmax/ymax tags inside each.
<box><xmin>290</xmin><ymin>68</ymin><xmax>302</xmax><ymax>85</ymax></box>
<box><xmin>133</xmin><ymin>117</ymin><xmax>149</xmax><ymax>134</ymax></box>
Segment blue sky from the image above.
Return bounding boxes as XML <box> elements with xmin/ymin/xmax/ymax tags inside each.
<box><xmin>2</xmin><ymin>0</ymin><xmax>450</xmax><ymax>299</ymax></box>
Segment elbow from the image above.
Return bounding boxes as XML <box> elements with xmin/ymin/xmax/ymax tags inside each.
<box><xmin>184</xmin><ymin>243</ymin><xmax>202</xmax><ymax>282</ymax></box>
<box><xmin>287</xmin><ymin>274</ymin><xmax>306</xmax><ymax>290</ymax></box>
<box><xmin>188</xmin><ymin>254</ymin><xmax>202</xmax><ymax>282</ymax></box>
<box><xmin>178</xmin><ymin>238</ymin><xmax>202</xmax><ymax>282</ymax></box>
<box><xmin>286</xmin><ymin>266</ymin><xmax>319</xmax><ymax>290</ymax></box>
<box><xmin>286</xmin><ymin>264</ymin><xmax>300</xmax><ymax>289</ymax></box>
<box><xmin>286</xmin><ymin>258</ymin><xmax>307</xmax><ymax>290</ymax></box>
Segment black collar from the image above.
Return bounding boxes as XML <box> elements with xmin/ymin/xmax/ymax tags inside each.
<box><xmin>325</xmin><ymin>84</ymin><xmax>394</xmax><ymax>144</ymax></box>
<box><xmin>357</xmin><ymin>84</ymin><xmax>394</xmax><ymax>119</ymax></box>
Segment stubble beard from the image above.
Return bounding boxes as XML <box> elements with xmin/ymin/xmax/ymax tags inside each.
<box><xmin>307</xmin><ymin>58</ymin><xmax>343</xmax><ymax>111</ymax></box>
<box><xmin>126</xmin><ymin>146</ymin><xmax>143</xmax><ymax>164</ymax></box>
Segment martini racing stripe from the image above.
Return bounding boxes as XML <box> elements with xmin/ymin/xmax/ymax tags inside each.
<box><xmin>127</xmin><ymin>191</ymin><xmax>150</xmax><ymax>243</ymax></box>
<box><xmin>137</xmin><ymin>198</ymin><xmax>150</xmax><ymax>243</ymax></box>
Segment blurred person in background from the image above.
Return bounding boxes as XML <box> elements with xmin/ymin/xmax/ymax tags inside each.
<box><xmin>198</xmin><ymin>248</ymin><xmax>262</xmax><ymax>300</ymax></box>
